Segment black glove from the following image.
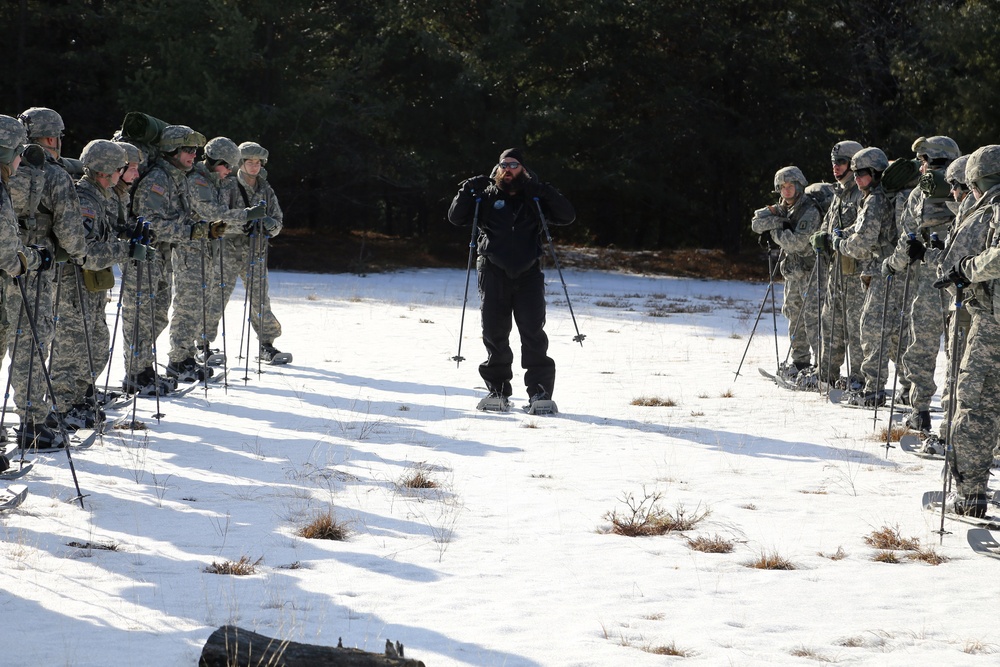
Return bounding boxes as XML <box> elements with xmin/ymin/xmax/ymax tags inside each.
<box><xmin>522</xmin><ymin>179</ymin><xmax>545</xmax><ymax>200</ymax></box>
<box><xmin>22</xmin><ymin>144</ymin><xmax>46</xmax><ymax>168</ymax></box>
<box><xmin>463</xmin><ymin>175</ymin><xmax>491</xmax><ymax>197</ymax></box>
<box><xmin>19</xmin><ymin>244</ymin><xmax>53</xmax><ymax>273</ymax></box>
<box><xmin>906</xmin><ymin>237</ymin><xmax>926</xmax><ymax>263</ymax></box>
<box><xmin>244</xmin><ymin>204</ymin><xmax>266</xmax><ymax>221</ymax></box>
<box><xmin>128</xmin><ymin>240</ymin><xmax>147</xmax><ymax>261</ymax></box>
<box><xmin>261</xmin><ymin>216</ymin><xmax>280</xmax><ymax>233</ymax></box>
<box><xmin>758</xmin><ymin>230</ymin><xmax>777</xmax><ymax>250</ymax></box>
<box><xmin>781</xmin><ymin>219</ymin><xmax>796</xmax><ymax>231</ymax></box>
<box><xmin>933</xmin><ymin>260</ymin><xmax>971</xmax><ymax>289</ymax></box>
<box><xmin>190</xmin><ymin>221</ymin><xmax>209</xmax><ymax>240</ymax></box>
<box><xmin>929</xmin><ymin>233</ymin><xmax>945</xmax><ymax>250</ymax></box>
<box><xmin>209</xmin><ymin>221</ymin><xmax>227</xmax><ymax>239</ymax></box>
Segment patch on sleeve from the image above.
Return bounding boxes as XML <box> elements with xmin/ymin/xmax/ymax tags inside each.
<box><xmin>150</xmin><ymin>184</ymin><xmax>166</xmax><ymax>197</ymax></box>
<box><xmin>192</xmin><ymin>176</ymin><xmax>210</xmax><ymax>188</ymax></box>
<box><xmin>80</xmin><ymin>205</ymin><xmax>97</xmax><ymax>220</ymax></box>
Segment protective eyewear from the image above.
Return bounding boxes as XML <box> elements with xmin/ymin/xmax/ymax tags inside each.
<box><xmin>498</xmin><ymin>161</ymin><xmax>521</xmax><ymax>170</ymax></box>
<box><xmin>179</xmin><ymin>146</ymin><xmax>199</xmax><ymax>155</ymax></box>
<box><xmin>831</xmin><ymin>158</ymin><xmax>850</xmax><ymax>167</ymax></box>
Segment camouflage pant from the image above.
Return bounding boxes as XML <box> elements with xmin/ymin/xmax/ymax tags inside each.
<box><xmin>901</xmin><ymin>266</ymin><xmax>948</xmax><ymax>411</ymax></box>
<box><xmin>949</xmin><ymin>313</ymin><xmax>1000</xmax><ymax>497</ymax></box>
<box><xmin>4</xmin><ymin>270</ymin><xmax>57</xmax><ymax>424</ymax></box>
<box><xmin>49</xmin><ymin>265</ymin><xmax>111</xmax><ymax>411</ymax></box>
<box><xmin>121</xmin><ymin>245</ymin><xmax>172</xmax><ymax>376</ymax></box>
<box><xmin>859</xmin><ymin>273</ymin><xmax>908</xmax><ymax>393</ymax></box>
<box><xmin>782</xmin><ymin>267</ymin><xmax>820</xmax><ymax>367</ymax></box>
<box><xmin>168</xmin><ymin>240</ymin><xmax>217</xmax><ymax>363</ymax></box>
<box><xmin>205</xmin><ymin>234</ymin><xmax>282</xmax><ymax>348</ymax></box>
<box><xmin>819</xmin><ymin>257</ymin><xmax>865</xmax><ymax>382</ymax></box>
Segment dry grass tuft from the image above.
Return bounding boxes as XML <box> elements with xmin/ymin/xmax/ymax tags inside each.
<box><xmin>720</xmin><ymin>389</ymin><xmax>735</xmax><ymax>398</ymax></box>
<box><xmin>909</xmin><ymin>547</ymin><xmax>950</xmax><ymax>565</ymax></box>
<box><xmin>818</xmin><ymin>546</ymin><xmax>848</xmax><ymax>561</ymax></box>
<box><xmin>398</xmin><ymin>464</ymin><xmax>438</xmax><ymax>490</ymax></box>
<box><xmin>790</xmin><ymin>646</ymin><xmax>832</xmax><ymax>662</ymax></box>
<box><xmin>605</xmin><ymin>489</ymin><xmax>709</xmax><ymax>536</ymax></box>
<box><xmin>872</xmin><ymin>424</ymin><xmax>911</xmax><ymax>442</ymax></box>
<box><xmin>744</xmin><ymin>549</ymin><xmax>796</xmax><ymax>570</ymax></box>
<box><xmin>689</xmin><ymin>410</ymin><xmax>705</xmax><ymax>417</ymax></box>
<box><xmin>871</xmin><ymin>550</ymin><xmax>901</xmax><ymax>563</ymax></box>
<box><xmin>297</xmin><ymin>511</ymin><xmax>351</xmax><ymax>541</ymax></box>
<box><xmin>864</xmin><ymin>525</ymin><xmax>920</xmax><ymax>551</ymax></box>
<box><xmin>836</xmin><ymin>635</ymin><xmax>866</xmax><ymax>647</ymax></box>
<box><xmin>644</xmin><ymin>641</ymin><xmax>695</xmax><ymax>657</ymax></box>
<box><xmin>66</xmin><ymin>540</ymin><xmax>120</xmax><ymax>551</ymax></box>
<box><xmin>113</xmin><ymin>420</ymin><xmax>147</xmax><ymax>430</ymax></box>
<box><xmin>205</xmin><ymin>555</ymin><xmax>261</xmax><ymax>575</ymax></box>
<box><xmin>740</xmin><ymin>503</ymin><xmax>757</xmax><ymax>510</ymax></box>
<box><xmin>631</xmin><ymin>396</ymin><xmax>677</xmax><ymax>407</ymax></box>
<box><xmin>963</xmin><ymin>639</ymin><xmax>1000</xmax><ymax>655</ymax></box>
<box><xmin>686</xmin><ymin>534</ymin><xmax>734</xmax><ymax>553</ymax></box>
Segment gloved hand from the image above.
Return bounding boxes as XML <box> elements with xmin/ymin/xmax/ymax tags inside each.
<box><xmin>244</xmin><ymin>204</ymin><xmax>266</xmax><ymax>221</ymax></box>
<box><xmin>145</xmin><ymin>246</ymin><xmax>158</xmax><ymax>263</ymax></box>
<box><xmin>128</xmin><ymin>240</ymin><xmax>147</xmax><ymax>261</ymax></box>
<box><xmin>22</xmin><ymin>144</ymin><xmax>46</xmax><ymax>168</ymax></box>
<box><xmin>880</xmin><ymin>257</ymin><xmax>896</xmax><ymax>277</ymax></box>
<box><xmin>209</xmin><ymin>221</ymin><xmax>227</xmax><ymax>239</ymax></box>
<box><xmin>906</xmin><ymin>237</ymin><xmax>926</xmax><ymax>263</ymax></box>
<box><xmin>462</xmin><ymin>175</ymin><xmax>491</xmax><ymax>196</ymax></box>
<box><xmin>832</xmin><ymin>235</ymin><xmax>847</xmax><ymax>254</ymax></box>
<box><xmin>190</xmin><ymin>221</ymin><xmax>209</xmax><ymax>240</ymax></box>
<box><xmin>810</xmin><ymin>231</ymin><xmax>831</xmax><ymax>253</ymax></box>
<box><xmin>18</xmin><ymin>244</ymin><xmax>53</xmax><ymax>273</ymax></box>
<box><xmin>261</xmin><ymin>216</ymin><xmax>280</xmax><ymax>233</ymax></box>
<box><xmin>758</xmin><ymin>230</ymin><xmax>777</xmax><ymax>250</ymax></box>
<box><xmin>933</xmin><ymin>259</ymin><xmax>971</xmax><ymax>289</ymax></box>
<box><xmin>522</xmin><ymin>179</ymin><xmax>547</xmax><ymax>200</ymax></box>
<box><xmin>781</xmin><ymin>218</ymin><xmax>796</xmax><ymax>231</ymax></box>
<box><xmin>929</xmin><ymin>233</ymin><xmax>945</xmax><ymax>250</ymax></box>
<box><xmin>54</xmin><ymin>246</ymin><xmax>70</xmax><ymax>263</ymax></box>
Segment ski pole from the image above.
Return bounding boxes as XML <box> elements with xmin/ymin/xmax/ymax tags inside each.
<box><xmin>14</xmin><ymin>273</ymin><xmax>86</xmax><ymax>508</ymax></box>
<box><xmin>241</xmin><ymin>221</ymin><xmax>260</xmax><ymax>382</ymax></box>
<box><xmin>452</xmin><ymin>193</ymin><xmax>481</xmax><ymax>367</ymax></box>
<box><xmin>72</xmin><ymin>265</ymin><xmax>103</xmax><ymax>433</ymax></box>
<box><xmin>870</xmin><ymin>273</ymin><xmax>895</xmax><ymax>428</ymax></box>
<box><xmin>939</xmin><ymin>283</ymin><xmax>966</xmax><ymax>541</ymax></box>
<box><xmin>146</xmin><ymin>240</ymin><xmax>163</xmax><ymax>422</ymax></box>
<box><xmin>0</xmin><ymin>290</ymin><xmax>27</xmax><ymax>463</ymax></box>
<box><xmin>532</xmin><ymin>197</ymin><xmax>585</xmax><ymax>345</ymax></box>
<box><xmin>884</xmin><ymin>253</ymin><xmax>915</xmax><ymax>452</ymax></box>
<box><xmin>257</xmin><ymin>218</ymin><xmax>269</xmax><ymax>376</ymax></box>
<box><xmin>814</xmin><ymin>248</ymin><xmax>824</xmax><ymax>393</ymax></box>
<box><xmin>218</xmin><ymin>237</ymin><xmax>229</xmax><ymax>393</ymax></box>
<box><xmin>199</xmin><ymin>233</ymin><xmax>210</xmax><ymax>396</ymax></box>
<box><xmin>768</xmin><ymin>247</ymin><xmax>781</xmax><ymax>370</ymax></box>
<box><xmin>734</xmin><ymin>249</ymin><xmax>784</xmax><ymax>381</ymax></box>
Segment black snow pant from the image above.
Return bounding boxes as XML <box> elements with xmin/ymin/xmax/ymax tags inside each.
<box><xmin>477</xmin><ymin>257</ymin><xmax>556</xmax><ymax>398</ymax></box>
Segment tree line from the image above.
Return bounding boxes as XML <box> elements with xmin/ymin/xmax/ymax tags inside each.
<box><xmin>4</xmin><ymin>0</ymin><xmax>999</xmax><ymax>257</ymax></box>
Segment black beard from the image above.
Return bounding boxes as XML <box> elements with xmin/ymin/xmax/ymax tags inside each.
<box><xmin>497</xmin><ymin>171</ymin><xmax>529</xmax><ymax>193</ymax></box>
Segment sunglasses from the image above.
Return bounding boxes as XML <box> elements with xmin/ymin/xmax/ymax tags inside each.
<box><xmin>179</xmin><ymin>146</ymin><xmax>199</xmax><ymax>154</ymax></box>
<box><xmin>832</xmin><ymin>158</ymin><xmax>850</xmax><ymax>167</ymax></box>
<box><xmin>498</xmin><ymin>161</ymin><xmax>521</xmax><ymax>170</ymax></box>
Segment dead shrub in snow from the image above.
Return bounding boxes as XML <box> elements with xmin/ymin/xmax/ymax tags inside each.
<box><xmin>604</xmin><ymin>489</ymin><xmax>708</xmax><ymax>536</ymax></box>
<box><xmin>686</xmin><ymin>534</ymin><xmax>734</xmax><ymax>553</ymax></box>
<box><xmin>789</xmin><ymin>646</ymin><xmax>832</xmax><ymax>662</ymax></box>
<box><xmin>872</xmin><ymin>424</ymin><xmax>911</xmax><ymax>442</ymax></box>
<box><xmin>818</xmin><ymin>546</ymin><xmax>848</xmax><ymax>561</ymax></box>
<box><xmin>872</xmin><ymin>550</ymin><xmax>902</xmax><ymax>564</ymax></box>
<box><xmin>864</xmin><ymin>525</ymin><xmax>920</xmax><ymax>551</ymax></box>
<box><xmin>398</xmin><ymin>463</ymin><xmax>438</xmax><ymax>490</ymax></box>
<box><xmin>909</xmin><ymin>547</ymin><xmax>949</xmax><ymax>565</ymax></box>
<box><xmin>631</xmin><ymin>396</ymin><xmax>676</xmax><ymax>407</ymax></box>
<box><xmin>297</xmin><ymin>511</ymin><xmax>350</xmax><ymax>541</ymax></box>
<box><xmin>644</xmin><ymin>641</ymin><xmax>695</xmax><ymax>657</ymax></box>
<box><xmin>205</xmin><ymin>555</ymin><xmax>261</xmax><ymax>575</ymax></box>
<box><xmin>744</xmin><ymin>549</ymin><xmax>795</xmax><ymax>570</ymax></box>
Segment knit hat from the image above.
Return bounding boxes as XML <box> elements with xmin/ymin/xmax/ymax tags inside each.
<box><xmin>499</xmin><ymin>148</ymin><xmax>525</xmax><ymax>164</ymax></box>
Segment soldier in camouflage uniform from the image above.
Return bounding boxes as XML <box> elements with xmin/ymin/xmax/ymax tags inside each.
<box><xmin>0</xmin><ymin>116</ymin><xmax>50</xmax><ymax>458</ymax></box>
<box><xmin>880</xmin><ymin>137</ymin><xmax>961</xmax><ymax>433</ymax></box>
<box><xmin>217</xmin><ymin>141</ymin><xmax>289</xmax><ymax>364</ymax></box>
<box><xmin>812</xmin><ymin>141</ymin><xmax>866</xmax><ymax>388</ymax></box>
<box><xmin>48</xmin><ymin>140</ymin><xmax>150</xmax><ymax>429</ymax></box>
<box><xmin>828</xmin><ymin>147</ymin><xmax>902</xmax><ymax>407</ymax></box>
<box><xmin>6</xmin><ymin>108</ymin><xmax>88</xmax><ymax>449</ymax></box>
<box><xmin>123</xmin><ymin>124</ymin><xmax>207</xmax><ymax>393</ymax></box>
<box><xmin>750</xmin><ymin>166</ymin><xmax>823</xmax><ymax>383</ymax></box>
<box><xmin>180</xmin><ymin>137</ymin><xmax>265</xmax><ymax>369</ymax></box>
<box><xmin>932</xmin><ymin>145</ymin><xmax>1000</xmax><ymax>517</ymax></box>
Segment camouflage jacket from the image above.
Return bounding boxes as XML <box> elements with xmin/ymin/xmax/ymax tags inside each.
<box><xmin>839</xmin><ymin>185</ymin><xmax>896</xmax><ymax>276</ymax></box>
<box><xmin>822</xmin><ymin>173</ymin><xmax>863</xmax><ymax>236</ymax></box>
<box><xmin>0</xmin><ymin>181</ymin><xmax>30</xmax><ymax>277</ymax></box>
<box><xmin>770</xmin><ymin>194</ymin><xmax>823</xmax><ymax>276</ymax></box>
<box><xmin>937</xmin><ymin>194</ymin><xmax>983</xmax><ymax>310</ymax></box>
<box><xmin>232</xmin><ymin>169</ymin><xmax>284</xmax><ymax>237</ymax></box>
<box><xmin>884</xmin><ymin>186</ymin><xmax>956</xmax><ymax>273</ymax></box>
<box><xmin>132</xmin><ymin>157</ymin><xmax>210</xmax><ymax>246</ymax></box>
<box><xmin>77</xmin><ymin>177</ymin><xmax>131</xmax><ymax>271</ymax></box>
<box><xmin>7</xmin><ymin>151</ymin><xmax>88</xmax><ymax>260</ymax></box>
<box><xmin>187</xmin><ymin>162</ymin><xmax>251</xmax><ymax>232</ymax></box>
<box><xmin>956</xmin><ymin>185</ymin><xmax>1000</xmax><ymax>320</ymax></box>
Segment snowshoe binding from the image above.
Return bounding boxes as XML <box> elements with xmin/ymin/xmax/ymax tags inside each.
<box><xmin>476</xmin><ymin>390</ymin><xmax>511</xmax><ymax>412</ymax></box>
<box><xmin>524</xmin><ymin>387</ymin><xmax>558</xmax><ymax>415</ymax></box>
<box><xmin>259</xmin><ymin>343</ymin><xmax>292</xmax><ymax>366</ymax></box>
<box><xmin>196</xmin><ymin>345</ymin><xmax>227</xmax><ymax>367</ymax></box>
<box><xmin>166</xmin><ymin>357</ymin><xmax>214</xmax><ymax>383</ymax></box>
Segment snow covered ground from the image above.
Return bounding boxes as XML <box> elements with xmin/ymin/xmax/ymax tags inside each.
<box><xmin>0</xmin><ymin>265</ymin><xmax>996</xmax><ymax>666</ymax></box>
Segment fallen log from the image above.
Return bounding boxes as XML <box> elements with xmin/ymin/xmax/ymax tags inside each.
<box><xmin>199</xmin><ymin>625</ymin><xmax>426</xmax><ymax>667</ymax></box>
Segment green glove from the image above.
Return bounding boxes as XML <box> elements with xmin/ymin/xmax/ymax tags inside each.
<box><xmin>810</xmin><ymin>231</ymin><xmax>831</xmax><ymax>253</ymax></box>
<box><xmin>244</xmin><ymin>204</ymin><xmax>266</xmax><ymax>221</ymax></box>
<box><xmin>190</xmin><ymin>221</ymin><xmax>209</xmax><ymax>240</ymax></box>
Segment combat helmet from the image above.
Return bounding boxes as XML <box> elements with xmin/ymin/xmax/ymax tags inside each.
<box><xmin>0</xmin><ymin>115</ymin><xmax>28</xmax><ymax>166</ymax></box>
<box><xmin>205</xmin><ymin>137</ymin><xmax>241</xmax><ymax>168</ymax></box>
<box><xmin>239</xmin><ymin>141</ymin><xmax>268</xmax><ymax>165</ymax></box>
<box><xmin>157</xmin><ymin>125</ymin><xmax>206</xmax><ymax>153</ymax></box>
<box><xmin>81</xmin><ymin>140</ymin><xmax>127</xmax><ymax>175</ymax></box>
<box><xmin>850</xmin><ymin>147</ymin><xmax>889</xmax><ymax>175</ymax></box>
<box><xmin>831</xmin><ymin>141</ymin><xmax>863</xmax><ymax>163</ymax></box>
<box><xmin>911</xmin><ymin>136</ymin><xmax>961</xmax><ymax>163</ymax></box>
<box><xmin>115</xmin><ymin>141</ymin><xmax>143</xmax><ymax>166</ymax></box>
<box><xmin>773</xmin><ymin>166</ymin><xmax>807</xmax><ymax>192</ymax></box>
<box><xmin>964</xmin><ymin>145</ymin><xmax>1000</xmax><ymax>193</ymax></box>
<box><xmin>945</xmin><ymin>155</ymin><xmax>969</xmax><ymax>188</ymax></box>
<box><xmin>17</xmin><ymin>107</ymin><xmax>64</xmax><ymax>139</ymax></box>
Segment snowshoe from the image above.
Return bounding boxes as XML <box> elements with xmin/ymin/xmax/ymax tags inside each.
<box><xmin>0</xmin><ymin>484</ymin><xmax>28</xmax><ymax>511</ymax></box>
<box><xmin>196</xmin><ymin>346</ymin><xmax>227</xmax><ymax>367</ymax></box>
<box><xmin>902</xmin><ymin>409</ymin><xmax>931</xmax><ymax>433</ymax></box>
<box><xmin>476</xmin><ymin>391</ymin><xmax>511</xmax><ymax>412</ymax></box>
<box><xmin>524</xmin><ymin>388</ymin><xmax>558</xmax><ymax>415</ymax></box>
<box><xmin>259</xmin><ymin>343</ymin><xmax>292</xmax><ymax>366</ymax></box>
<box><xmin>16</xmin><ymin>423</ymin><xmax>66</xmax><ymax>452</ymax></box>
<box><xmin>846</xmin><ymin>389</ymin><xmax>885</xmax><ymax>408</ymax></box>
<box><xmin>123</xmin><ymin>367</ymin><xmax>176</xmax><ymax>396</ymax></box>
<box><xmin>953</xmin><ymin>492</ymin><xmax>990</xmax><ymax>519</ymax></box>
<box><xmin>166</xmin><ymin>357</ymin><xmax>214</xmax><ymax>383</ymax></box>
